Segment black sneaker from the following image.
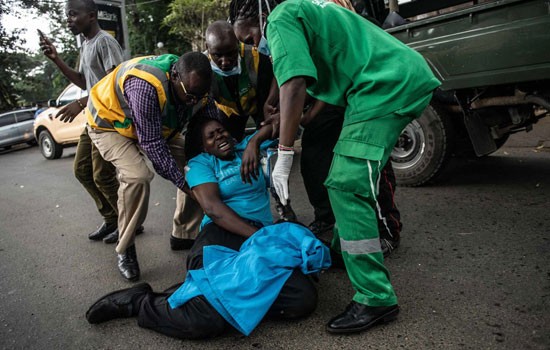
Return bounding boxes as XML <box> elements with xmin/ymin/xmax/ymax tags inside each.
<box><xmin>308</xmin><ymin>220</ymin><xmax>335</xmax><ymax>237</ymax></box>
<box><xmin>380</xmin><ymin>237</ymin><xmax>400</xmax><ymax>257</ymax></box>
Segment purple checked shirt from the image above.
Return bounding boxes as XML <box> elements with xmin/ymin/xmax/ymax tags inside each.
<box><xmin>123</xmin><ymin>77</ymin><xmax>219</xmax><ymax>191</ymax></box>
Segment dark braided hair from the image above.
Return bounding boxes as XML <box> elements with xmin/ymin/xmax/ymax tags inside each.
<box><xmin>229</xmin><ymin>0</ymin><xmax>283</xmax><ymax>24</ymax></box>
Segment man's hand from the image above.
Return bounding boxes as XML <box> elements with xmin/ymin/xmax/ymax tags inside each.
<box><xmin>55</xmin><ymin>101</ymin><xmax>83</xmax><ymax>123</ymax></box>
<box><xmin>263</xmin><ymin>103</ymin><xmax>278</xmax><ymax>119</ymax></box>
<box><xmin>272</xmin><ymin>149</ymin><xmax>294</xmax><ymax>205</ymax></box>
<box><xmin>301</xmin><ymin>100</ymin><xmax>325</xmax><ymax>127</ymax></box>
<box><xmin>39</xmin><ymin>35</ymin><xmax>58</xmax><ymax>61</ymax></box>
<box><xmin>241</xmin><ymin>141</ymin><xmax>260</xmax><ymax>184</ymax></box>
<box><xmin>301</xmin><ymin>109</ymin><xmax>315</xmax><ymax>127</ymax></box>
<box><xmin>260</xmin><ymin>112</ymin><xmax>280</xmax><ymax>139</ymax></box>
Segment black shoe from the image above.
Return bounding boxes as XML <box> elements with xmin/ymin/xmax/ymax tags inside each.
<box><xmin>117</xmin><ymin>245</ymin><xmax>140</xmax><ymax>282</ymax></box>
<box><xmin>170</xmin><ymin>235</ymin><xmax>195</xmax><ymax>251</ymax></box>
<box><xmin>85</xmin><ymin>283</ymin><xmax>152</xmax><ymax>324</ymax></box>
<box><xmin>326</xmin><ymin>301</ymin><xmax>399</xmax><ymax>334</ymax></box>
<box><xmin>88</xmin><ymin>222</ymin><xmax>117</xmax><ymax>241</ymax></box>
<box><xmin>308</xmin><ymin>220</ymin><xmax>335</xmax><ymax>237</ymax></box>
<box><xmin>271</xmin><ymin>189</ymin><xmax>298</xmax><ymax>222</ymax></box>
<box><xmin>329</xmin><ymin>248</ymin><xmax>346</xmax><ymax>269</ymax></box>
<box><xmin>274</xmin><ymin>201</ymin><xmax>298</xmax><ymax>222</ymax></box>
<box><xmin>104</xmin><ymin>225</ymin><xmax>144</xmax><ymax>244</ymax></box>
<box><xmin>102</xmin><ymin>229</ymin><xmax>118</xmax><ymax>244</ymax></box>
<box><xmin>380</xmin><ymin>237</ymin><xmax>400</xmax><ymax>258</ymax></box>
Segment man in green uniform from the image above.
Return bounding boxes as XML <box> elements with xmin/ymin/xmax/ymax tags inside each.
<box><xmin>230</xmin><ymin>0</ymin><xmax>441</xmax><ymax>334</ymax></box>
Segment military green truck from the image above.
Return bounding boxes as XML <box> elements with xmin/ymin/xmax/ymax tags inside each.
<box><xmin>365</xmin><ymin>0</ymin><xmax>550</xmax><ymax>185</ymax></box>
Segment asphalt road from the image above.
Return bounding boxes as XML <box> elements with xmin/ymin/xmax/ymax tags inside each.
<box><xmin>0</xmin><ymin>125</ymin><xmax>549</xmax><ymax>349</ymax></box>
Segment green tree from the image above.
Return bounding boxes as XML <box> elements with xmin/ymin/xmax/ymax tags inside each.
<box><xmin>0</xmin><ymin>1</ymin><xmax>27</xmax><ymax>109</ymax></box>
<box><xmin>164</xmin><ymin>0</ymin><xmax>230</xmax><ymax>51</ymax></box>
<box><xmin>0</xmin><ymin>0</ymin><xmax>78</xmax><ymax>110</ymax></box>
<box><xmin>127</xmin><ymin>0</ymin><xmax>190</xmax><ymax>56</ymax></box>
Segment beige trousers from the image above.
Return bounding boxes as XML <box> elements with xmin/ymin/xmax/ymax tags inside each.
<box><xmin>169</xmin><ymin>138</ymin><xmax>202</xmax><ymax>241</ymax></box>
<box><xmin>88</xmin><ymin>127</ymin><xmax>202</xmax><ymax>254</ymax></box>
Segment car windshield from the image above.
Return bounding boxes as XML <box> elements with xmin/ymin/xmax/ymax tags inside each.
<box><xmin>58</xmin><ymin>85</ymin><xmax>82</xmax><ymax>105</ymax></box>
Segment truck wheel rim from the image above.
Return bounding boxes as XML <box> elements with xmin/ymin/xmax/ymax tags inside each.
<box><xmin>42</xmin><ymin>137</ymin><xmax>52</xmax><ymax>157</ymax></box>
<box><xmin>392</xmin><ymin>120</ymin><xmax>425</xmax><ymax>169</ymax></box>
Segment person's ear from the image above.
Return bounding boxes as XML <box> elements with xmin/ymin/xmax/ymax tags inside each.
<box><xmin>170</xmin><ymin>71</ymin><xmax>179</xmax><ymax>84</ymax></box>
<box><xmin>89</xmin><ymin>10</ymin><xmax>97</xmax><ymax>22</ymax></box>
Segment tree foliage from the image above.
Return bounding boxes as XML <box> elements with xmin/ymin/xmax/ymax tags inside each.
<box><xmin>164</xmin><ymin>0</ymin><xmax>230</xmax><ymax>51</ymax></box>
<box><xmin>126</xmin><ymin>0</ymin><xmax>190</xmax><ymax>56</ymax></box>
<box><xmin>0</xmin><ymin>0</ymin><xmax>77</xmax><ymax>111</ymax></box>
<box><xmin>0</xmin><ymin>1</ymin><xmax>28</xmax><ymax>109</ymax></box>
<box><xmin>2</xmin><ymin>0</ymin><xmax>235</xmax><ymax>111</ymax></box>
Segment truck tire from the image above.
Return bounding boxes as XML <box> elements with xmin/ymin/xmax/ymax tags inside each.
<box><xmin>391</xmin><ymin>103</ymin><xmax>455</xmax><ymax>186</ymax></box>
<box><xmin>39</xmin><ymin>130</ymin><xmax>63</xmax><ymax>160</ymax></box>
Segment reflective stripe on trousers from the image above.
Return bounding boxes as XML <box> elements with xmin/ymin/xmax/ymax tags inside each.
<box><xmin>327</xmin><ymin>158</ymin><xmax>398</xmax><ymax>307</ymax></box>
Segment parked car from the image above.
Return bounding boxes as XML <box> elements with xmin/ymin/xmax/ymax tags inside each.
<box><xmin>34</xmin><ymin>84</ymin><xmax>88</xmax><ymax>159</ymax></box>
<box><xmin>0</xmin><ymin>107</ymin><xmax>37</xmax><ymax>150</ymax></box>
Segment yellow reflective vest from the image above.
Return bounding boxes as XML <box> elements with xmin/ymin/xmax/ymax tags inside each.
<box><xmin>210</xmin><ymin>43</ymin><xmax>260</xmax><ymax>118</ymax></box>
<box><xmin>86</xmin><ymin>54</ymin><xmax>205</xmax><ymax>139</ymax></box>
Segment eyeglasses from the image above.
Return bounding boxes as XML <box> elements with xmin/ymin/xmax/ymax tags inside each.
<box><xmin>179</xmin><ymin>80</ymin><xmax>208</xmax><ymax>105</ymax></box>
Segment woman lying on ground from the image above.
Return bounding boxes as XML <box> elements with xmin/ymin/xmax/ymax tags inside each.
<box><xmin>85</xmin><ymin>117</ymin><xmax>329</xmax><ymax>339</ymax></box>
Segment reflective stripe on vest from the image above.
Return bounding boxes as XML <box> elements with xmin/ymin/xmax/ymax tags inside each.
<box><xmin>86</xmin><ymin>55</ymin><xmax>200</xmax><ymax>139</ymax></box>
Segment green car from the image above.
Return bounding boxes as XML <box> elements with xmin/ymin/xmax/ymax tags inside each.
<box><xmin>364</xmin><ymin>0</ymin><xmax>550</xmax><ymax>185</ymax></box>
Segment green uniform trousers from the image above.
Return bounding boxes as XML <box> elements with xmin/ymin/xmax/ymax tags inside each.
<box><xmin>325</xmin><ymin>94</ymin><xmax>432</xmax><ymax>307</ymax></box>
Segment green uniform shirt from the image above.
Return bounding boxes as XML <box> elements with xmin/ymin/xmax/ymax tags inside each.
<box><xmin>267</xmin><ymin>0</ymin><xmax>441</xmax><ymax>124</ymax></box>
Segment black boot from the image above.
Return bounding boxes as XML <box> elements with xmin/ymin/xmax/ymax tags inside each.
<box><xmin>117</xmin><ymin>245</ymin><xmax>140</xmax><ymax>282</ymax></box>
<box><xmin>88</xmin><ymin>222</ymin><xmax>117</xmax><ymax>241</ymax></box>
<box><xmin>326</xmin><ymin>301</ymin><xmax>399</xmax><ymax>334</ymax></box>
<box><xmin>85</xmin><ymin>283</ymin><xmax>152</xmax><ymax>324</ymax></box>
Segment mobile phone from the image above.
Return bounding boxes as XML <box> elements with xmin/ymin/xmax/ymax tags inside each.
<box><xmin>37</xmin><ymin>29</ymin><xmax>46</xmax><ymax>40</ymax></box>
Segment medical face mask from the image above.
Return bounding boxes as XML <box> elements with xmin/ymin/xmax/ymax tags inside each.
<box><xmin>257</xmin><ymin>36</ymin><xmax>271</xmax><ymax>57</ymax></box>
<box><xmin>211</xmin><ymin>58</ymin><xmax>241</xmax><ymax>77</ymax></box>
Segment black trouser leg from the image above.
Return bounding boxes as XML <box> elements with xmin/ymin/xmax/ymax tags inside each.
<box><xmin>376</xmin><ymin>161</ymin><xmax>402</xmax><ymax>240</ymax></box>
<box><xmin>300</xmin><ymin>107</ymin><xmax>344</xmax><ymax>224</ymax></box>
<box><xmin>137</xmin><ymin>293</ymin><xmax>227</xmax><ymax>340</ymax></box>
<box><xmin>136</xmin><ymin>222</ymin><xmax>318</xmax><ymax>339</ymax></box>
<box><xmin>136</xmin><ymin>224</ymin><xmax>240</xmax><ymax>339</ymax></box>
<box><xmin>266</xmin><ymin>269</ymin><xmax>318</xmax><ymax>319</ymax></box>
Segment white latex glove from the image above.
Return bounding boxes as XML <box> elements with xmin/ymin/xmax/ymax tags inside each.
<box><xmin>272</xmin><ymin>149</ymin><xmax>294</xmax><ymax>205</ymax></box>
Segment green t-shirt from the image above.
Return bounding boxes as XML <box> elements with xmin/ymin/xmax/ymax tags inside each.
<box><xmin>267</xmin><ymin>0</ymin><xmax>441</xmax><ymax>123</ymax></box>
